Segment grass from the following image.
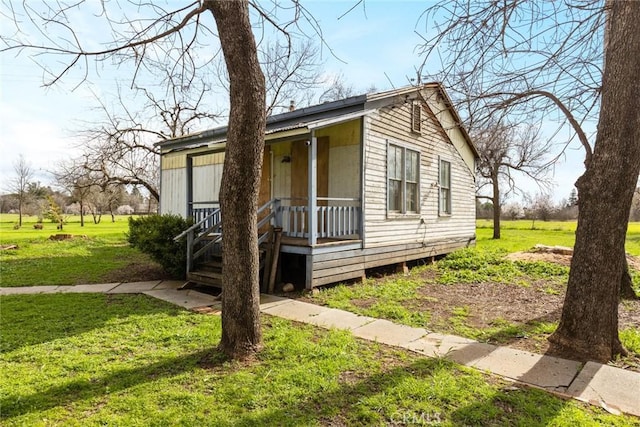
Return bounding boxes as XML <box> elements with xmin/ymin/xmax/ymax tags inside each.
<box><xmin>1</xmin><ymin>293</ymin><xmax>636</xmax><ymax>426</ymax></box>
<box><xmin>310</xmin><ymin>221</ymin><xmax>640</xmax><ymax>358</ymax></box>
<box><xmin>436</xmin><ymin>247</ymin><xmax>569</xmax><ymax>285</ymax></box>
<box><xmin>0</xmin><ymin>214</ymin><xmax>160</xmax><ymax>286</ymax></box>
<box><xmin>476</xmin><ymin>220</ymin><xmax>640</xmax><ymax>255</ymax></box>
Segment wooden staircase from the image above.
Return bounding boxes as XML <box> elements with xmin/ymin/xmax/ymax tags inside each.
<box><xmin>188</xmin><ymin>256</ymin><xmax>223</xmax><ymax>287</ymax></box>
<box><xmin>176</xmin><ymin>199</ymin><xmax>281</xmax><ymax>291</ymax></box>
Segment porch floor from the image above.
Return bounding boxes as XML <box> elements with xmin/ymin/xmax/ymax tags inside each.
<box><xmin>279</xmin><ymin>236</ymin><xmax>362</xmax><ymax>248</ymax></box>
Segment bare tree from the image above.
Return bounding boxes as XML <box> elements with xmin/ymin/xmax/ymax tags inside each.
<box><xmin>418</xmin><ymin>0</ymin><xmax>639</xmax><ymax>361</ymax></box>
<box><xmin>8</xmin><ymin>155</ymin><xmax>34</xmax><ymax>227</ymax></box>
<box><xmin>549</xmin><ymin>1</ymin><xmax>640</xmax><ymax>361</ymax></box>
<box><xmin>75</xmin><ymin>77</ymin><xmax>218</xmax><ymax>202</ymax></box>
<box><xmin>475</xmin><ymin>120</ymin><xmax>552</xmax><ymax>239</ymax></box>
<box><xmin>318</xmin><ymin>72</ymin><xmax>355</xmax><ymax>103</ymax></box>
<box><xmin>52</xmin><ymin>158</ymin><xmax>96</xmax><ymax>227</ymax></box>
<box><xmin>261</xmin><ymin>40</ymin><xmax>323</xmax><ymax>114</ymax></box>
<box><xmin>2</xmin><ymin>0</ymin><xmax>324</xmax><ymax>360</ymax></box>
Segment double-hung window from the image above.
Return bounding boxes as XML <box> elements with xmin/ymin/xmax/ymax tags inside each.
<box><xmin>388</xmin><ymin>143</ymin><xmax>420</xmax><ymax>214</ymax></box>
<box><xmin>439</xmin><ymin>158</ymin><xmax>452</xmax><ymax>215</ymax></box>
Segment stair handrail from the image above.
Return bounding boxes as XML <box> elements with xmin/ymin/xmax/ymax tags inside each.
<box><xmin>174</xmin><ymin>207</ymin><xmax>221</xmax><ymax>242</ymax></box>
<box><xmin>175</xmin><ymin>207</ymin><xmax>222</xmax><ymax>274</ymax></box>
<box><xmin>257</xmin><ymin>198</ymin><xmax>281</xmax><ymax>245</ymax></box>
<box><xmin>178</xmin><ymin>199</ymin><xmax>280</xmax><ymax>277</ymax></box>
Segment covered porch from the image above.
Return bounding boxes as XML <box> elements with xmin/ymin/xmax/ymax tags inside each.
<box><xmin>187</xmin><ymin>115</ymin><xmax>365</xmax><ymax>247</ymax></box>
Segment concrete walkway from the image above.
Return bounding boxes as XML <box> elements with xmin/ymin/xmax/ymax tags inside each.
<box><xmin>2</xmin><ymin>281</ymin><xmax>639</xmax><ymax>417</ymax></box>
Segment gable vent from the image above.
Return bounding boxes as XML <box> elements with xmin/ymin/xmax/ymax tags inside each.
<box><xmin>411</xmin><ymin>101</ymin><xmax>422</xmax><ymax>134</ymax></box>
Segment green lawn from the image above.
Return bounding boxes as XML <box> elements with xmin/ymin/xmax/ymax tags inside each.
<box><xmin>477</xmin><ymin>220</ymin><xmax>640</xmax><ymax>255</ymax></box>
<box><xmin>1</xmin><ymin>293</ymin><xmax>635</xmax><ymax>426</ymax></box>
<box><xmin>0</xmin><ymin>214</ymin><xmax>163</xmax><ymax>286</ymax></box>
<box><xmin>309</xmin><ymin>221</ymin><xmax>640</xmax><ymax>365</ymax></box>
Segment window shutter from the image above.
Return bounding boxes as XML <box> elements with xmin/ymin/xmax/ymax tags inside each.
<box><xmin>411</xmin><ymin>102</ymin><xmax>422</xmax><ymax>134</ymax></box>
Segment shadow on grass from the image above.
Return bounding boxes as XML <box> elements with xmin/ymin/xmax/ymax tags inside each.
<box><xmin>232</xmin><ymin>357</ymin><xmax>570</xmax><ymax>426</ymax></box>
<box><xmin>0</xmin><ymin>293</ymin><xmax>184</xmax><ymax>353</ymax></box>
<box><xmin>0</xmin><ymin>240</ymin><xmax>153</xmax><ymax>287</ymax></box>
<box><xmin>3</xmin><ymin>349</ymin><xmax>572</xmax><ymax>425</ymax></box>
<box><xmin>1</xmin><ymin>348</ymin><xmax>226</xmax><ymax>420</ymax></box>
<box><xmin>478</xmin><ymin>308</ymin><xmax>562</xmax><ymax>347</ymax></box>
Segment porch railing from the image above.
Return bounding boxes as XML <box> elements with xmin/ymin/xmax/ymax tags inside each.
<box><xmin>278</xmin><ymin>197</ymin><xmax>361</xmax><ymax>239</ymax></box>
<box><xmin>190</xmin><ymin>201</ymin><xmax>220</xmax><ymax>230</ymax></box>
<box><xmin>177</xmin><ymin>198</ymin><xmax>362</xmax><ymax>274</ymax></box>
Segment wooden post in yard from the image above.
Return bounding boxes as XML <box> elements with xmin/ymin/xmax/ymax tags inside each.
<box><xmin>268</xmin><ymin>227</ymin><xmax>283</xmax><ymax>294</ymax></box>
<box><xmin>261</xmin><ymin>227</ymin><xmax>274</xmax><ymax>293</ymax></box>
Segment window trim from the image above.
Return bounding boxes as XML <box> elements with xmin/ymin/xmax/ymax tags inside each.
<box><xmin>387</xmin><ymin>141</ymin><xmax>421</xmax><ymax>215</ymax></box>
<box><xmin>438</xmin><ymin>157</ymin><xmax>452</xmax><ymax>216</ymax></box>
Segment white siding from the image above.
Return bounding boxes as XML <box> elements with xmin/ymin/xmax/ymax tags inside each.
<box><xmin>192</xmin><ymin>164</ymin><xmax>223</xmax><ymax>203</ymax></box>
<box><xmin>363</xmin><ymin>93</ymin><xmax>476</xmax><ymax>249</ymax></box>
<box><xmin>160</xmin><ymin>168</ymin><xmax>187</xmax><ymax>217</ymax></box>
<box><xmin>424</xmin><ymin>94</ymin><xmax>476</xmax><ymax>173</ymax></box>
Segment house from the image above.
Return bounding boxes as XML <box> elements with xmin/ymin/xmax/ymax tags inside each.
<box><xmin>157</xmin><ymin>83</ymin><xmax>479</xmax><ymax>290</ymax></box>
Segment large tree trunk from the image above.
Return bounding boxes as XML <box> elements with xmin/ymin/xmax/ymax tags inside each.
<box><xmin>207</xmin><ymin>0</ymin><xmax>265</xmax><ymax>359</ymax></box>
<box><xmin>491</xmin><ymin>170</ymin><xmax>501</xmax><ymax>239</ymax></box>
<box><xmin>620</xmin><ymin>256</ymin><xmax>638</xmax><ymax>300</ymax></box>
<box><xmin>548</xmin><ymin>1</ymin><xmax>640</xmax><ymax>362</ymax></box>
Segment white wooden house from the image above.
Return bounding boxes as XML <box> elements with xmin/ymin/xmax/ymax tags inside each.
<box><xmin>157</xmin><ymin>83</ymin><xmax>479</xmax><ymax>290</ymax></box>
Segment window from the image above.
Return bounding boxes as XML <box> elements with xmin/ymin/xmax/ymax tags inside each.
<box><xmin>388</xmin><ymin>143</ymin><xmax>420</xmax><ymax>213</ymax></box>
<box><xmin>439</xmin><ymin>159</ymin><xmax>451</xmax><ymax>215</ymax></box>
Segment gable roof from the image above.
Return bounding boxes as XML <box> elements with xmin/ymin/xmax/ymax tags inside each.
<box><xmin>157</xmin><ymin>83</ymin><xmax>479</xmax><ymax>158</ymax></box>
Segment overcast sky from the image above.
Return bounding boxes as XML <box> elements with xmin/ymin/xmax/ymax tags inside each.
<box><xmin>0</xmin><ymin>1</ymin><xmax>586</xmax><ymax>203</ymax></box>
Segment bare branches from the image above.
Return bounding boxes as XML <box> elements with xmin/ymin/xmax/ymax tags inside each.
<box><xmin>64</xmin><ymin>78</ymin><xmax>219</xmax><ymax>202</ymax></box>
<box><xmin>489</xmin><ymin>90</ymin><xmax>593</xmax><ymax>163</ymax></box>
<box><xmin>417</xmin><ymin>0</ymin><xmax>606</xmax><ymax>162</ymax></box>
<box><xmin>261</xmin><ymin>39</ymin><xmax>323</xmax><ymax>114</ymax></box>
<box><xmin>1</xmin><ymin>1</ymin><xmax>212</xmax><ymax>87</ymax></box>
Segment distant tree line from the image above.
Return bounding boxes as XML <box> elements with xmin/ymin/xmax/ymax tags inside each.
<box><xmin>2</xmin><ymin>156</ymin><xmax>157</xmax><ymax>226</ymax></box>
<box><xmin>477</xmin><ymin>187</ymin><xmax>640</xmax><ymax>223</ymax></box>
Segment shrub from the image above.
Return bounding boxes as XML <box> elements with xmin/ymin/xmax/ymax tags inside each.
<box><xmin>127</xmin><ymin>214</ymin><xmax>192</xmax><ymax>278</ymax></box>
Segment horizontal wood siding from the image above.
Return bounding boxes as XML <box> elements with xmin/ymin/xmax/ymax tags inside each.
<box><xmin>309</xmin><ymin>237</ymin><xmax>474</xmax><ymax>287</ymax></box>
<box><xmin>193</xmin><ymin>152</ymin><xmax>225</xmax><ymax>166</ymax></box>
<box><xmin>424</xmin><ymin>93</ymin><xmax>476</xmax><ymax>172</ymax></box>
<box><xmin>363</xmin><ymin>87</ymin><xmax>476</xmax><ymax>249</ymax></box>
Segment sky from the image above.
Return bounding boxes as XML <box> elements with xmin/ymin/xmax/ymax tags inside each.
<box><xmin>0</xmin><ymin>0</ymin><xmax>587</xmax><ymax>203</ymax></box>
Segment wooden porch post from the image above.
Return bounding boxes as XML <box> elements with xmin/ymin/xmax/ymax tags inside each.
<box><xmin>186</xmin><ymin>156</ymin><xmax>193</xmax><ymax>219</ymax></box>
<box><xmin>308</xmin><ymin>134</ymin><xmax>318</xmax><ymax>246</ymax></box>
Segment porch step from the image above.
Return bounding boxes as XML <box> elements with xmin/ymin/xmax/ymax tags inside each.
<box><xmin>187</xmin><ymin>270</ymin><xmax>223</xmax><ymax>288</ymax></box>
<box><xmin>199</xmin><ymin>259</ymin><xmax>222</xmax><ymax>270</ymax></box>
<box><xmin>189</xmin><ymin>248</ymin><xmax>269</xmax><ymax>288</ymax></box>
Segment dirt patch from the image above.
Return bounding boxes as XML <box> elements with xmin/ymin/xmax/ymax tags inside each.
<box><xmin>507</xmin><ymin>248</ymin><xmax>640</xmax><ymax>271</ymax></box>
<box><xmin>103</xmin><ymin>262</ymin><xmax>172</xmax><ymax>283</ymax></box>
<box><xmin>298</xmin><ymin>249</ymin><xmax>640</xmax><ymax>370</ymax></box>
<box><xmin>49</xmin><ymin>234</ymin><xmax>88</xmax><ymax>241</ymax></box>
<box><xmin>505</xmin><ymin>251</ymin><xmax>573</xmax><ymax>266</ymax></box>
<box><xmin>412</xmin><ymin>279</ymin><xmax>639</xmax><ymax>354</ymax></box>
